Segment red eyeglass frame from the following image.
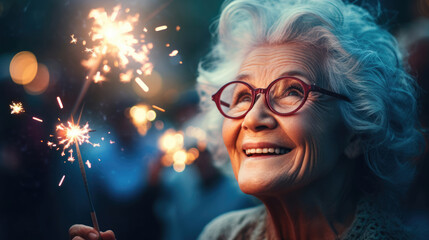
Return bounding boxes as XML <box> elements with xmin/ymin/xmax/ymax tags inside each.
<box><xmin>211</xmin><ymin>76</ymin><xmax>351</xmax><ymax>119</ymax></box>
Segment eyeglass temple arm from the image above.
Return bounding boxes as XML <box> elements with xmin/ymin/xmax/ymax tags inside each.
<box><xmin>310</xmin><ymin>85</ymin><xmax>351</xmax><ymax>102</ymax></box>
<box><xmin>220</xmin><ymin>100</ymin><xmax>230</xmax><ymax>107</ymax></box>
<box><xmin>212</xmin><ymin>94</ymin><xmax>231</xmax><ymax>107</ymax></box>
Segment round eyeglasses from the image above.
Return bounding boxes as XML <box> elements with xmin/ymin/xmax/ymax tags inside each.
<box><xmin>211</xmin><ymin>77</ymin><xmax>351</xmax><ymax>119</ymax></box>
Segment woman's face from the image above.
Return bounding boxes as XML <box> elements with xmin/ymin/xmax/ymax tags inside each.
<box><xmin>222</xmin><ymin>44</ymin><xmax>351</xmax><ymax>196</ymax></box>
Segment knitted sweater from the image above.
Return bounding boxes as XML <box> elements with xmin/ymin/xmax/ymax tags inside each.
<box><xmin>198</xmin><ymin>197</ymin><xmax>411</xmax><ymax>240</ymax></box>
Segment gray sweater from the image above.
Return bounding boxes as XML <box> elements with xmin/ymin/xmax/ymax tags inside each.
<box><xmin>198</xmin><ymin>197</ymin><xmax>411</xmax><ymax>240</ymax></box>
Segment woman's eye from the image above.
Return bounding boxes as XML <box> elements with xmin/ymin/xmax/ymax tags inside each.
<box><xmin>285</xmin><ymin>86</ymin><xmax>303</xmax><ymax>97</ymax></box>
<box><xmin>237</xmin><ymin>93</ymin><xmax>252</xmax><ymax>102</ymax></box>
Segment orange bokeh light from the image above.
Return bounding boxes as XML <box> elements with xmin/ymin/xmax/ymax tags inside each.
<box><xmin>10</xmin><ymin>51</ymin><xmax>38</xmax><ymax>85</ymax></box>
<box><xmin>24</xmin><ymin>63</ymin><xmax>50</xmax><ymax>95</ymax></box>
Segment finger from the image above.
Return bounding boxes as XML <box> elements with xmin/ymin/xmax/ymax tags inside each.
<box><xmin>100</xmin><ymin>230</ymin><xmax>116</xmax><ymax>240</ymax></box>
<box><xmin>72</xmin><ymin>237</ymin><xmax>85</xmax><ymax>240</ymax></box>
<box><xmin>69</xmin><ymin>224</ymin><xmax>99</xmax><ymax>240</ymax></box>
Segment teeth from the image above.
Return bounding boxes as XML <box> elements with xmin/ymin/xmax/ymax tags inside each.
<box><xmin>245</xmin><ymin>148</ymin><xmax>290</xmax><ymax>156</ymax></box>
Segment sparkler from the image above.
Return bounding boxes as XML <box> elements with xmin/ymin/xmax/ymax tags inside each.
<box><xmin>71</xmin><ymin>5</ymin><xmax>155</xmax><ymax>115</ymax></box>
<box><xmin>10</xmin><ymin>101</ymin><xmax>25</xmax><ymax>114</ymax></box>
<box><xmin>56</xmin><ymin>116</ymin><xmax>100</xmax><ymax>233</ymax></box>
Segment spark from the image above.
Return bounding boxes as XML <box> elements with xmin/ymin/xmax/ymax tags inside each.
<box><xmin>70</xmin><ymin>34</ymin><xmax>77</xmax><ymax>44</ymax></box>
<box><xmin>85</xmin><ymin>160</ymin><xmax>92</xmax><ymax>168</ymax></box>
<box><xmin>57</xmin><ymin>96</ymin><xmax>64</xmax><ymax>109</ymax></box>
<box><xmin>109</xmin><ymin>140</ymin><xmax>115</xmax><ymax>144</ymax></box>
<box><xmin>58</xmin><ymin>175</ymin><xmax>66</xmax><ymax>186</ymax></box>
<box><xmin>135</xmin><ymin>77</ymin><xmax>149</xmax><ymax>92</ymax></box>
<box><xmin>176</xmin><ymin>25</ymin><xmax>181</xmax><ymax>31</ymax></box>
<box><xmin>152</xmin><ymin>105</ymin><xmax>165</xmax><ymax>112</ymax></box>
<box><xmin>67</xmin><ymin>149</ymin><xmax>75</xmax><ymax>162</ymax></box>
<box><xmin>32</xmin><ymin>117</ymin><xmax>43</xmax><ymax>122</ymax></box>
<box><xmin>169</xmin><ymin>50</ymin><xmax>178</xmax><ymax>57</ymax></box>
<box><xmin>85</xmin><ymin>48</ymin><xmax>94</xmax><ymax>53</ymax></box>
<box><xmin>102</xmin><ymin>64</ymin><xmax>111</xmax><ymax>72</ymax></box>
<box><xmin>10</xmin><ymin>101</ymin><xmax>25</xmax><ymax>114</ymax></box>
<box><xmin>47</xmin><ymin>141</ymin><xmax>57</xmax><ymax>148</ymax></box>
<box><xmin>155</xmin><ymin>25</ymin><xmax>168</xmax><ymax>31</ymax></box>
<box><xmin>93</xmin><ymin>71</ymin><xmax>105</xmax><ymax>83</ymax></box>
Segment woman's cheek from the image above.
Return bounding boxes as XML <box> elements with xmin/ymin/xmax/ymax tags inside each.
<box><xmin>222</xmin><ymin>118</ymin><xmax>242</xmax><ymax>178</ymax></box>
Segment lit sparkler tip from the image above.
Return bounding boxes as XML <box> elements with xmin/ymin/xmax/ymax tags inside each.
<box><xmin>57</xmin><ymin>96</ymin><xmax>64</xmax><ymax>109</ymax></box>
<box><xmin>32</xmin><ymin>116</ymin><xmax>43</xmax><ymax>122</ymax></box>
<box><xmin>56</xmin><ymin>121</ymin><xmax>93</xmax><ymax>157</ymax></box>
<box><xmin>10</xmin><ymin>101</ymin><xmax>25</xmax><ymax>114</ymax></box>
<box><xmin>58</xmin><ymin>175</ymin><xmax>66</xmax><ymax>186</ymax></box>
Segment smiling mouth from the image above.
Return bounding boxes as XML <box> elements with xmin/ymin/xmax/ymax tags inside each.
<box><xmin>243</xmin><ymin>147</ymin><xmax>291</xmax><ymax>157</ymax></box>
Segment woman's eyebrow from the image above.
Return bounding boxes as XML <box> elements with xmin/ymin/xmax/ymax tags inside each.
<box><xmin>278</xmin><ymin>70</ymin><xmax>309</xmax><ymax>79</ymax></box>
<box><xmin>234</xmin><ymin>73</ymin><xmax>250</xmax><ymax>81</ymax></box>
<box><xmin>278</xmin><ymin>70</ymin><xmax>313</xmax><ymax>84</ymax></box>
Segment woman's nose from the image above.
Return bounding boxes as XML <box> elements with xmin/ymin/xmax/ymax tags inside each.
<box><xmin>241</xmin><ymin>95</ymin><xmax>277</xmax><ymax>131</ymax></box>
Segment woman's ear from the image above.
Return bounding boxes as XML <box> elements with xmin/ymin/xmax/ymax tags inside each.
<box><xmin>344</xmin><ymin>134</ymin><xmax>362</xmax><ymax>159</ymax></box>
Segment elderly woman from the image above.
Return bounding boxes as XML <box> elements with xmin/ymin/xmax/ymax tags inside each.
<box><xmin>69</xmin><ymin>0</ymin><xmax>424</xmax><ymax>239</ymax></box>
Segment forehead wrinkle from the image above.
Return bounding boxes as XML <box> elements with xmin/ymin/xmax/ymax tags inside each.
<box><xmin>238</xmin><ymin>44</ymin><xmax>325</xmax><ymax>86</ymax></box>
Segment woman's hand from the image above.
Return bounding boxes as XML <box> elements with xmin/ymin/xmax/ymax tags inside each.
<box><xmin>69</xmin><ymin>224</ymin><xmax>116</xmax><ymax>240</ymax></box>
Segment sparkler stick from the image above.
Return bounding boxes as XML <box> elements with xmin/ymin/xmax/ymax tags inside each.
<box><xmin>74</xmin><ymin>136</ymin><xmax>100</xmax><ymax>232</ymax></box>
<box><xmin>71</xmin><ymin>56</ymin><xmax>102</xmax><ymax>116</ymax></box>
<box><xmin>71</xmin><ymin>109</ymin><xmax>100</xmax><ymax>234</ymax></box>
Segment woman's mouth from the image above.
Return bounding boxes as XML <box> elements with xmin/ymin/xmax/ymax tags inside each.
<box><xmin>243</xmin><ymin>147</ymin><xmax>291</xmax><ymax>157</ymax></box>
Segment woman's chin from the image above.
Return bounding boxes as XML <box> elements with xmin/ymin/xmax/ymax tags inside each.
<box><xmin>237</xmin><ymin>167</ymin><xmax>288</xmax><ymax>196</ymax></box>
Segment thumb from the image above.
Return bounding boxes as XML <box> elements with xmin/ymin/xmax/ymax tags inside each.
<box><xmin>100</xmin><ymin>230</ymin><xmax>116</xmax><ymax>240</ymax></box>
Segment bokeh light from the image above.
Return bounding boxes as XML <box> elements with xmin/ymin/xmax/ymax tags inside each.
<box><xmin>132</xmin><ymin>70</ymin><xmax>163</xmax><ymax>98</ymax></box>
<box><xmin>23</xmin><ymin>63</ymin><xmax>50</xmax><ymax>95</ymax></box>
<box><xmin>128</xmin><ymin>104</ymin><xmax>157</xmax><ymax>135</ymax></box>
<box><xmin>146</xmin><ymin>110</ymin><xmax>156</xmax><ymax>121</ymax></box>
<box><xmin>9</xmin><ymin>51</ymin><xmax>38</xmax><ymax>85</ymax></box>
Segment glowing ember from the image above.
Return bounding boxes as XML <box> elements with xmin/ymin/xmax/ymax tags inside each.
<box><xmin>93</xmin><ymin>71</ymin><xmax>106</xmax><ymax>83</ymax></box>
<box><xmin>77</xmin><ymin>5</ymin><xmax>154</xmax><ymax>90</ymax></box>
<box><xmin>155</xmin><ymin>25</ymin><xmax>168</xmax><ymax>31</ymax></box>
<box><xmin>135</xmin><ymin>77</ymin><xmax>149</xmax><ymax>92</ymax></box>
<box><xmin>169</xmin><ymin>50</ymin><xmax>178</xmax><ymax>57</ymax></box>
<box><xmin>67</xmin><ymin>149</ymin><xmax>75</xmax><ymax>162</ymax></box>
<box><xmin>32</xmin><ymin>117</ymin><xmax>43</xmax><ymax>122</ymax></box>
<box><xmin>85</xmin><ymin>160</ymin><xmax>92</xmax><ymax>168</ymax></box>
<box><xmin>57</xmin><ymin>96</ymin><xmax>64</xmax><ymax>109</ymax></box>
<box><xmin>152</xmin><ymin>105</ymin><xmax>165</xmax><ymax>112</ymax></box>
<box><xmin>10</xmin><ymin>101</ymin><xmax>25</xmax><ymax>114</ymax></box>
<box><xmin>70</xmin><ymin>34</ymin><xmax>78</xmax><ymax>44</ymax></box>
<box><xmin>57</xmin><ymin>121</ymin><xmax>92</xmax><ymax>156</ymax></box>
<box><xmin>58</xmin><ymin>175</ymin><xmax>66</xmax><ymax>186</ymax></box>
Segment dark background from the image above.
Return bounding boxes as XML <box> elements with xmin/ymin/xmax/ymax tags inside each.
<box><xmin>0</xmin><ymin>0</ymin><xmax>428</xmax><ymax>239</ymax></box>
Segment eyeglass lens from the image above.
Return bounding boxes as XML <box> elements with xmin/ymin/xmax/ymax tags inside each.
<box><xmin>219</xmin><ymin>78</ymin><xmax>306</xmax><ymax>118</ymax></box>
